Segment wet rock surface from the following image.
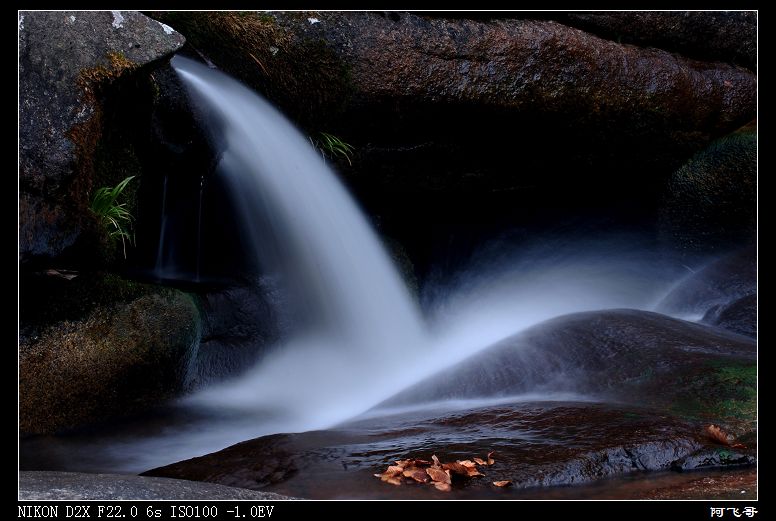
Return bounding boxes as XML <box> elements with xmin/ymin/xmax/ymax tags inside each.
<box><xmin>144</xmin><ymin>401</ymin><xmax>753</xmax><ymax>499</ymax></box>
<box><xmin>658</xmin><ymin>246</ymin><xmax>756</xmax><ymax>332</ymax></box>
<box><xmin>19</xmin><ymin>471</ymin><xmax>294</xmax><ymax>500</ymax></box>
<box><xmin>385</xmin><ymin>309</ymin><xmax>756</xmax><ymax>434</ymax></box>
<box><xmin>144</xmin><ymin>307</ymin><xmax>755</xmax><ymax>499</ymax></box>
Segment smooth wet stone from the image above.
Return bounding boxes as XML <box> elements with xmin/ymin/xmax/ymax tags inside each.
<box><xmin>19</xmin><ymin>471</ymin><xmax>295</xmax><ymax>500</ymax></box>
<box><xmin>143</xmin><ymin>401</ymin><xmax>754</xmax><ymax>499</ymax></box>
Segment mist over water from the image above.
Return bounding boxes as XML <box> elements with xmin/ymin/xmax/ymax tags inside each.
<box><xmin>19</xmin><ymin>58</ymin><xmax>706</xmax><ymax>474</ymax></box>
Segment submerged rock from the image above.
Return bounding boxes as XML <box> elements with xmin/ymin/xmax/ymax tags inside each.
<box><xmin>19</xmin><ymin>11</ymin><xmax>184</xmax><ymax>262</ymax></box>
<box><xmin>19</xmin><ymin>280</ymin><xmax>200</xmax><ymax>435</ymax></box>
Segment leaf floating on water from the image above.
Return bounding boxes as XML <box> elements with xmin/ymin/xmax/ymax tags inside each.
<box><xmin>396</xmin><ymin>458</ymin><xmax>432</xmax><ymax>468</ymax></box>
<box><xmin>426</xmin><ymin>467</ymin><xmax>452</xmax><ymax>484</ymax></box>
<box><xmin>492</xmin><ymin>480</ymin><xmax>512</xmax><ymax>487</ymax></box>
<box><xmin>487</xmin><ymin>451</ymin><xmax>496</xmax><ymax>465</ymax></box>
<box><xmin>376</xmin><ymin>465</ymin><xmax>406</xmax><ymax>481</ymax></box>
<box><xmin>376</xmin><ymin>452</ymin><xmax>495</xmax><ymax>490</ymax></box>
<box><xmin>403</xmin><ymin>468</ymin><xmax>431</xmax><ymax>483</ymax></box>
<box><xmin>706</xmin><ymin>424</ymin><xmax>734</xmax><ymax>446</ymax></box>
<box><xmin>442</xmin><ymin>462</ymin><xmax>470</xmax><ymax>477</ymax></box>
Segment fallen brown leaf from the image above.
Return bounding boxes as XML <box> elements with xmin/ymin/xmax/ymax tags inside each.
<box><xmin>706</xmin><ymin>424</ymin><xmax>734</xmax><ymax>446</ymax></box>
<box><xmin>403</xmin><ymin>468</ymin><xmax>431</xmax><ymax>483</ymax></box>
<box><xmin>487</xmin><ymin>451</ymin><xmax>496</xmax><ymax>465</ymax></box>
<box><xmin>458</xmin><ymin>460</ymin><xmax>477</xmax><ymax>468</ymax></box>
<box><xmin>426</xmin><ymin>467</ymin><xmax>451</xmax><ymax>484</ymax></box>
<box><xmin>385</xmin><ymin>477</ymin><xmax>403</xmax><ymax>486</ymax></box>
<box><xmin>434</xmin><ymin>482</ymin><xmax>452</xmax><ymax>492</ymax></box>
<box><xmin>431</xmin><ymin>455</ymin><xmax>442</xmax><ymax>468</ymax></box>
<box><xmin>473</xmin><ymin>457</ymin><xmax>487</xmax><ymax>466</ymax></box>
<box><xmin>492</xmin><ymin>480</ymin><xmax>512</xmax><ymax>487</ymax></box>
<box><xmin>731</xmin><ymin>443</ymin><xmax>748</xmax><ymax>449</ymax></box>
<box><xmin>443</xmin><ymin>462</ymin><xmax>470</xmax><ymax>477</ymax></box>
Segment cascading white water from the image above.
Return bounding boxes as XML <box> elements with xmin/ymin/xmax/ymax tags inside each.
<box><xmin>35</xmin><ymin>58</ymin><xmax>683</xmax><ymax>473</ymax></box>
<box><xmin>173</xmin><ymin>56</ymin><xmax>429</xmax><ymax>427</ymax></box>
<box><xmin>171</xmin><ymin>57</ymin><xmax>681</xmax><ymax>435</ymax></box>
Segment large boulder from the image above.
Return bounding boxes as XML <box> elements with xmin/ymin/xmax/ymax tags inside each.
<box><xmin>658</xmin><ymin>126</ymin><xmax>756</xmax><ymax>255</ymax></box>
<box><xmin>385</xmin><ymin>308</ymin><xmax>756</xmax><ymax>435</ymax></box>
<box><xmin>19</xmin><ymin>11</ymin><xmax>184</xmax><ymax>262</ymax></box>
<box><xmin>149</xmin><ymin>11</ymin><xmax>756</xmax><ymax>254</ymax></box>
<box><xmin>19</xmin><ymin>279</ymin><xmax>200</xmax><ymax>435</ymax></box>
<box><xmin>151</xmin><ymin>12</ymin><xmax>754</xmax><ymax>181</ymax></box>
<box><xmin>562</xmin><ymin>11</ymin><xmax>756</xmax><ymax>71</ymax></box>
<box><xmin>143</xmin><ymin>401</ymin><xmax>753</xmax><ymax>498</ymax></box>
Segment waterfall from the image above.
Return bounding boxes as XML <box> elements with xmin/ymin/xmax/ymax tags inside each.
<box><xmin>172</xmin><ymin>56</ymin><xmax>429</xmax><ymax>428</ymax></box>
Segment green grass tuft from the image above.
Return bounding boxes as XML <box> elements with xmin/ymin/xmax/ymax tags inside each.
<box><xmin>311</xmin><ymin>132</ymin><xmax>354</xmax><ymax>166</ymax></box>
<box><xmin>90</xmin><ymin>176</ymin><xmax>136</xmax><ymax>258</ymax></box>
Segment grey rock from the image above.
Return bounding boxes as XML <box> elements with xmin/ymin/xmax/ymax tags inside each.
<box><xmin>19</xmin><ymin>11</ymin><xmax>184</xmax><ymax>261</ymax></box>
<box><xmin>19</xmin><ymin>471</ymin><xmax>296</xmax><ymax>500</ymax></box>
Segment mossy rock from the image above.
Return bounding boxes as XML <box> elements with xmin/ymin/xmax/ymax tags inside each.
<box><xmin>19</xmin><ymin>285</ymin><xmax>201</xmax><ymax>435</ymax></box>
<box><xmin>659</xmin><ymin>128</ymin><xmax>756</xmax><ymax>254</ymax></box>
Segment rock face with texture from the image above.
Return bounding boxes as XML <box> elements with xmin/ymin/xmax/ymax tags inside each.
<box><xmin>563</xmin><ymin>11</ymin><xmax>757</xmax><ymax>71</ymax></box>
<box><xmin>154</xmin><ymin>12</ymin><xmax>755</xmax><ymax>138</ymax></box>
<box><xmin>19</xmin><ymin>287</ymin><xmax>200</xmax><ymax>435</ymax></box>
<box><xmin>19</xmin><ymin>11</ymin><xmax>184</xmax><ymax>262</ymax></box>
<box><xmin>150</xmin><ymin>11</ymin><xmax>756</xmax><ymax>253</ymax></box>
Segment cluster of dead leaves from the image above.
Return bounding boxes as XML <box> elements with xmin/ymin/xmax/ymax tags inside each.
<box><xmin>374</xmin><ymin>452</ymin><xmax>511</xmax><ymax>492</ymax></box>
<box><xmin>706</xmin><ymin>424</ymin><xmax>747</xmax><ymax>449</ymax></box>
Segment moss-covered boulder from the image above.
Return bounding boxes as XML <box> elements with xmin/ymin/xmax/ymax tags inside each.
<box><xmin>19</xmin><ymin>11</ymin><xmax>184</xmax><ymax>263</ymax></box>
<box><xmin>19</xmin><ymin>282</ymin><xmax>200</xmax><ymax>435</ymax></box>
<box><xmin>659</xmin><ymin>126</ymin><xmax>756</xmax><ymax>255</ymax></box>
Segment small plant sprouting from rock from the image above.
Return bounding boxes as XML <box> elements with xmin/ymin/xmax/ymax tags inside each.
<box><xmin>310</xmin><ymin>132</ymin><xmax>354</xmax><ymax>165</ymax></box>
<box><xmin>90</xmin><ymin>176</ymin><xmax>135</xmax><ymax>258</ymax></box>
